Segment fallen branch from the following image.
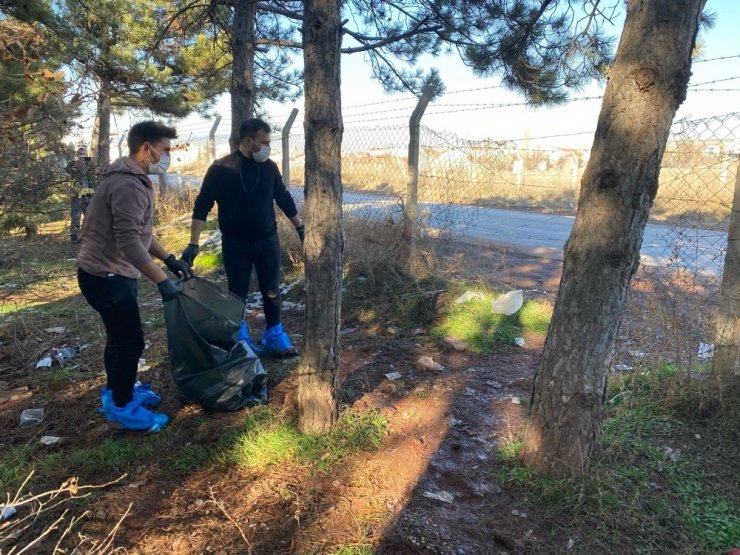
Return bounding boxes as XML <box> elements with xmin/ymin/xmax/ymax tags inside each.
<box><xmin>208</xmin><ymin>486</ymin><xmax>253</xmax><ymax>554</ymax></box>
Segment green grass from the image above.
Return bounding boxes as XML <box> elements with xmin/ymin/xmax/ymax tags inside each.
<box><xmin>37</xmin><ymin>436</ymin><xmax>155</xmax><ymax>480</ymax></box>
<box><xmin>171</xmin><ymin>443</ymin><xmax>214</xmax><ymax>474</ymax></box>
<box><xmin>433</xmin><ymin>288</ymin><xmax>552</xmax><ymax>353</ymax></box>
<box><xmin>497</xmin><ymin>368</ymin><xmax>740</xmax><ymax>553</ymax></box>
<box><xmin>223</xmin><ymin>408</ymin><xmax>388</xmax><ymax>473</ymax></box>
<box><xmin>329</xmin><ymin>545</ymin><xmax>375</xmax><ymax>555</ymax></box>
<box><xmin>0</xmin><ymin>444</ymin><xmax>35</xmax><ymax>492</ymax></box>
<box><xmin>194</xmin><ymin>251</ymin><xmax>223</xmax><ymax>271</ymax></box>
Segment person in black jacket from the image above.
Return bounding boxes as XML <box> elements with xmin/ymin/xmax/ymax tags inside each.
<box><xmin>181</xmin><ymin>118</ymin><xmax>304</xmax><ymax>357</ymax></box>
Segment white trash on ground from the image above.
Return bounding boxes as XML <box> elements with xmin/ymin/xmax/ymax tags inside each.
<box><xmin>40</xmin><ymin>435</ymin><xmax>62</xmax><ymax>446</ymax></box>
<box><xmin>492</xmin><ymin>290</ymin><xmax>524</xmax><ymax>316</ymax></box>
<box><xmin>454</xmin><ymin>290</ymin><xmax>485</xmax><ymax>304</ymax></box>
<box><xmin>423</xmin><ymin>490</ymin><xmax>454</xmax><ymax>503</ymax></box>
<box><xmin>19</xmin><ymin>408</ymin><xmax>44</xmax><ymax>427</ymax></box>
<box><xmin>697</xmin><ymin>342</ymin><xmax>714</xmax><ymax>359</ymax></box>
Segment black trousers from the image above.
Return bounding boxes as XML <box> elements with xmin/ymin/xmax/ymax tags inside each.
<box><xmin>222</xmin><ymin>232</ymin><xmax>281</xmax><ymax>328</ymax></box>
<box><xmin>77</xmin><ymin>268</ymin><xmax>144</xmax><ymax>407</ymax></box>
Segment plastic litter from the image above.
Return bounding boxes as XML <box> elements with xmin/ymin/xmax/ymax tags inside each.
<box><xmin>491</xmin><ymin>290</ymin><xmax>524</xmax><ymax>316</ymax></box>
<box><xmin>514</xmin><ymin>336</ymin><xmax>526</xmax><ymax>347</ymax></box>
<box><xmin>53</xmin><ymin>346</ymin><xmax>80</xmax><ymax>365</ymax></box>
<box><xmin>44</xmin><ymin>327</ymin><xmax>67</xmax><ymax>334</ymax></box>
<box><xmin>1</xmin><ymin>506</ymin><xmax>16</xmax><ymax>521</ymax></box>
<box><xmin>697</xmin><ymin>342</ymin><xmax>714</xmax><ymax>359</ymax></box>
<box><xmin>417</xmin><ymin>356</ymin><xmax>444</xmax><ymax>371</ymax></box>
<box><xmin>384</xmin><ymin>372</ymin><xmax>402</xmax><ymax>381</ymax></box>
<box><xmin>36</xmin><ymin>355</ymin><xmax>53</xmax><ymax>369</ymax></box>
<box><xmin>454</xmin><ymin>290</ymin><xmax>484</xmax><ymax>304</ymax></box>
<box><xmin>137</xmin><ymin>358</ymin><xmax>151</xmax><ymax>372</ymax></box>
<box><xmin>19</xmin><ymin>408</ymin><xmax>44</xmax><ymax>427</ymax></box>
<box><xmin>510</xmin><ymin>396</ymin><xmax>522</xmax><ymax>405</ymax></box>
<box><xmin>410</xmin><ymin>327</ymin><xmax>426</xmax><ymax>336</ymax></box>
<box><xmin>423</xmin><ymin>490</ymin><xmax>454</xmax><ymax>503</ymax></box>
<box><xmin>164</xmin><ymin>277</ymin><xmax>268</xmax><ymax>411</ymax></box>
<box><xmin>40</xmin><ymin>435</ymin><xmax>62</xmax><ymax>445</ymax></box>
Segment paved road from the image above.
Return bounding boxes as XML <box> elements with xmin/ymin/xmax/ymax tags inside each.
<box><xmin>338</xmin><ymin>189</ymin><xmax>727</xmax><ymax>274</ymax></box>
<box><xmin>171</xmin><ymin>175</ymin><xmax>726</xmax><ymax>275</ymax></box>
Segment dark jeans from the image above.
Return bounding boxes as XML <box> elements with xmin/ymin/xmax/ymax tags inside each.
<box><xmin>222</xmin><ymin>232</ymin><xmax>281</xmax><ymax>328</ymax></box>
<box><xmin>77</xmin><ymin>268</ymin><xmax>144</xmax><ymax>407</ymax></box>
<box><xmin>70</xmin><ymin>195</ymin><xmax>90</xmax><ymax>240</ymax></box>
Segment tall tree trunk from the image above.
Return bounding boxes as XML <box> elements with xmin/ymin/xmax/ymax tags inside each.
<box><xmin>712</xmin><ymin>161</ymin><xmax>740</xmax><ymax>391</ymax></box>
<box><xmin>229</xmin><ymin>0</ymin><xmax>257</xmax><ymax>152</ymax></box>
<box><xmin>297</xmin><ymin>0</ymin><xmax>343</xmax><ymax>433</ymax></box>
<box><xmin>91</xmin><ymin>80</ymin><xmax>111</xmax><ymax>166</ymax></box>
<box><xmin>520</xmin><ymin>0</ymin><xmax>706</xmax><ymax>478</ymax></box>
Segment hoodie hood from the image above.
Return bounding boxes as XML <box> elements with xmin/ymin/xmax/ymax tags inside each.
<box><xmin>101</xmin><ymin>157</ymin><xmax>152</xmax><ymax>188</ymax></box>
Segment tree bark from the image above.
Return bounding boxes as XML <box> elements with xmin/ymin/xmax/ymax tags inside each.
<box><xmin>229</xmin><ymin>0</ymin><xmax>257</xmax><ymax>151</ymax></box>
<box><xmin>297</xmin><ymin>0</ymin><xmax>343</xmax><ymax>433</ymax></box>
<box><xmin>712</xmin><ymin>161</ymin><xmax>740</xmax><ymax>390</ymax></box>
<box><xmin>520</xmin><ymin>0</ymin><xmax>706</xmax><ymax>477</ymax></box>
<box><xmin>91</xmin><ymin>80</ymin><xmax>112</xmax><ymax>166</ymax></box>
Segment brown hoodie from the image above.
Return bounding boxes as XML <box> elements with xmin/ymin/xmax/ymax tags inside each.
<box><xmin>77</xmin><ymin>157</ymin><xmax>155</xmax><ymax>279</ymax></box>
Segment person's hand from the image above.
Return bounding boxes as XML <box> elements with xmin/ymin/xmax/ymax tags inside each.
<box><xmin>181</xmin><ymin>243</ymin><xmax>200</xmax><ymax>266</ymax></box>
<box><xmin>157</xmin><ymin>278</ymin><xmax>178</xmax><ymax>302</ymax></box>
<box><xmin>295</xmin><ymin>224</ymin><xmax>305</xmax><ymax>244</ymax></box>
<box><xmin>164</xmin><ymin>254</ymin><xmax>193</xmax><ymax>279</ymax></box>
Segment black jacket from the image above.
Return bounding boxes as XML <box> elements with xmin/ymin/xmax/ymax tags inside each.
<box><xmin>192</xmin><ymin>151</ymin><xmax>298</xmax><ymax>241</ymax></box>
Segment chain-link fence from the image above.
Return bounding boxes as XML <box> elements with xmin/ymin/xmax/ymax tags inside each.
<box><xmin>655</xmin><ymin>112</ymin><xmax>739</xmax><ymax>278</ymax></box>
<box><xmin>166</xmin><ymin>111</ymin><xmax>738</xmax><ymax>276</ymax></box>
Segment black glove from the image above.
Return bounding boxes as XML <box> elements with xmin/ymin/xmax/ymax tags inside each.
<box><xmin>157</xmin><ymin>278</ymin><xmax>178</xmax><ymax>302</ymax></box>
<box><xmin>164</xmin><ymin>254</ymin><xmax>193</xmax><ymax>279</ymax></box>
<box><xmin>181</xmin><ymin>243</ymin><xmax>200</xmax><ymax>266</ymax></box>
<box><xmin>295</xmin><ymin>224</ymin><xmax>305</xmax><ymax>244</ymax></box>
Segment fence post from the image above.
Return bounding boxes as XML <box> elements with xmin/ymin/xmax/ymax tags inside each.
<box><xmin>282</xmin><ymin>109</ymin><xmax>299</xmax><ymax>186</ymax></box>
<box><xmin>208</xmin><ymin>115</ymin><xmax>222</xmax><ymax>162</ymax></box>
<box><xmin>404</xmin><ymin>85</ymin><xmax>434</xmax><ymax>272</ymax></box>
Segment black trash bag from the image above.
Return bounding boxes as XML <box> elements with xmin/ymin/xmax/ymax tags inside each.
<box><xmin>164</xmin><ymin>277</ymin><xmax>268</xmax><ymax>411</ymax></box>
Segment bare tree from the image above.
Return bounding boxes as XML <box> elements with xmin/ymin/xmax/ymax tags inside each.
<box><xmin>521</xmin><ymin>0</ymin><xmax>707</xmax><ymax>477</ymax></box>
<box><xmin>297</xmin><ymin>0</ymin><xmax>344</xmax><ymax>433</ymax></box>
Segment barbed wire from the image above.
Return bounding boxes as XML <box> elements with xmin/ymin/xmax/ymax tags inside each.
<box><xmin>693</xmin><ymin>53</ymin><xmax>740</xmax><ymax>63</ymax></box>
<box><xmin>688</xmin><ymin>75</ymin><xmax>740</xmax><ymax>87</ymax></box>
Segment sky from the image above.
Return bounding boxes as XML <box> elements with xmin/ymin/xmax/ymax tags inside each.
<box><xmin>107</xmin><ymin>0</ymin><xmax>740</xmax><ymax>151</ymax></box>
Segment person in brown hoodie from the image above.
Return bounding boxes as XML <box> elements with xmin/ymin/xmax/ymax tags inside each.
<box><xmin>77</xmin><ymin>121</ymin><xmax>191</xmax><ymax>433</ymax></box>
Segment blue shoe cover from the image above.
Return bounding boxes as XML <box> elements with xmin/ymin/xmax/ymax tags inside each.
<box><xmin>104</xmin><ymin>398</ymin><xmax>169</xmax><ymax>432</ymax></box>
<box><xmin>261</xmin><ymin>323</ymin><xmax>299</xmax><ymax>357</ymax></box>
<box><xmin>99</xmin><ymin>384</ymin><xmax>160</xmax><ymax>414</ymax></box>
<box><xmin>133</xmin><ymin>381</ymin><xmax>161</xmax><ymax>408</ymax></box>
<box><xmin>236</xmin><ymin>320</ymin><xmax>265</xmax><ymax>355</ymax></box>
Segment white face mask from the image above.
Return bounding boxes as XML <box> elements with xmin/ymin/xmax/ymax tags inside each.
<box><xmin>149</xmin><ymin>153</ymin><xmax>170</xmax><ymax>174</ymax></box>
<box><xmin>252</xmin><ymin>144</ymin><xmax>271</xmax><ymax>163</ymax></box>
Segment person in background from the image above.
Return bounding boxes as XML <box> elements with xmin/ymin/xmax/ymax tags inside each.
<box><xmin>66</xmin><ymin>145</ymin><xmax>97</xmax><ymax>243</ymax></box>
<box><xmin>181</xmin><ymin>118</ymin><xmax>303</xmax><ymax>358</ymax></box>
<box><xmin>76</xmin><ymin>121</ymin><xmax>192</xmax><ymax>433</ymax></box>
